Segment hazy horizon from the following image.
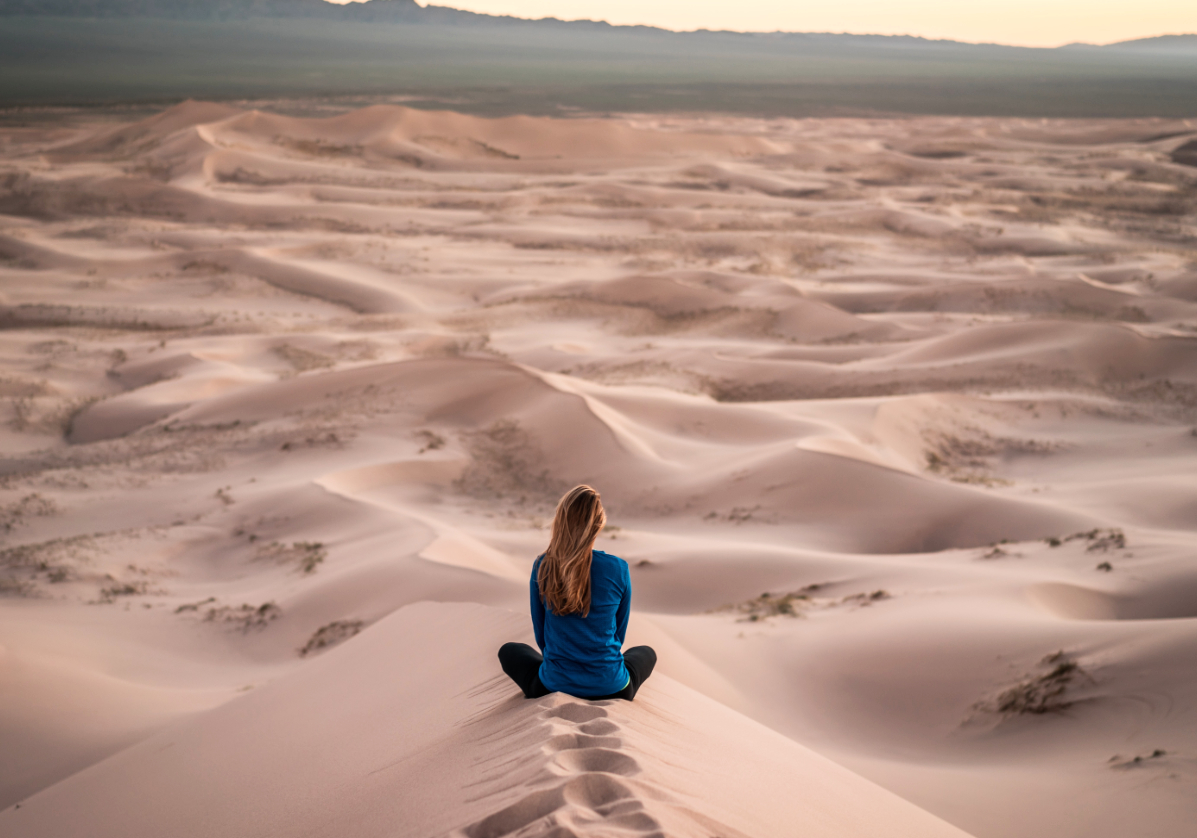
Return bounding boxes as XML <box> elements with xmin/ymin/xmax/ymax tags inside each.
<box><xmin>319</xmin><ymin>0</ymin><xmax>1197</xmax><ymax>49</ymax></box>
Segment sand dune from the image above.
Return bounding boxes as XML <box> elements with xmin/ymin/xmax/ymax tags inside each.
<box><xmin>3</xmin><ymin>602</ymin><xmax>975</xmax><ymax>838</ymax></box>
<box><xmin>1</xmin><ymin>102</ymin><xmax>1196</xmax><ymax>838</ymax></box>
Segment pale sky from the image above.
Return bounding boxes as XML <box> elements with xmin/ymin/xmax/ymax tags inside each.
<box><xmin>331</xmin><ymin>0</ymin><xmax>1197</xmax><ymax>48</ymax></box>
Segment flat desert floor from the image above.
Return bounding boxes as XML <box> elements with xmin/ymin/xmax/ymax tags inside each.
<box><xmin>1</xmin><ymin>102</ymin><xmax>1196</xmax><ymax>838</ymax></box>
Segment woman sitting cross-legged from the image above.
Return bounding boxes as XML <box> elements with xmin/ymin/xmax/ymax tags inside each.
<box><xmin>499</xmin><ymin>485</ymin><xmax>656</xmax><ymax>701</ymax></box>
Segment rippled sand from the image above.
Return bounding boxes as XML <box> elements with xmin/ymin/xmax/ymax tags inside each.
<box><xmin>1</xmin><ymin>103</ymin><xmax>1196</xmax><ymax>838</ymax></box>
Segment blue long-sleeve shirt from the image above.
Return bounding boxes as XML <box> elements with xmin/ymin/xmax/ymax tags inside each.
<box><xmin>531</xmin><ymin>549</ymin><xmax>631</xmax><ymax>698</ymax></box>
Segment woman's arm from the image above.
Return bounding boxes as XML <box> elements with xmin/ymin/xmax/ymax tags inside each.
<box><xmin>531</xmin><ymin>558</ymin><xmax>546</xmax><ymax>651</ymax></box>
<box><xmin>614</xmin><ymin>560</ymin><xmax>631</xmax><ymax>646</ymax></box>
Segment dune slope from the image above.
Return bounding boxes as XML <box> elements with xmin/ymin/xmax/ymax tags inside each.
<box><xmin>2</xmin><ymin>602</ymin><xmax>975</xmax><ymax>838</ymax></box>
<box><xmin>0</xmin><ymin>102</ymin><xmax>1195</xmax><ymax>838</ymax></box>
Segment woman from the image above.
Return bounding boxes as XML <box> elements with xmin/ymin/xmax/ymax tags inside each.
<box><xmin>498</xmin><ymin>485</ymin><xmax>656</xmax><ymax>701</ymax></box>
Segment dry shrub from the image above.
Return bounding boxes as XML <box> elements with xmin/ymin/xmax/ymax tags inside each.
<box><xmin>718</xmin><ymin>586</ymin><xmax>888</xmax><ymax>622</ymax></box>
<box><xmin>1045</xmin><ymin>528</ymin><xmax>1127</xmax><ymax>552</ymax></box>
<box><xmin>984</xmin><ymin>651</ymin><xmax>1092</xmax><ymax>716</ymax></box>
<box><xmin>415</xmin><ymin>429</ymin><xmax>445</xmax><ymax>453</ymax></box>
<box><xmin>0</xmin><ymin>532</ymin><xmax>101</xmax><ymax>596</ymax></box>
<box><xmin>256</xmin><ymin>541</ymin><xmax>327</xmax><ymax>574</ymax></box>
<box><xmin>203</xmin><ymin>602</ymin><xmax>281</xmax><ymax>632</ymax></box>
<box><xmin>97</xmin><ymin>580</ymin><xmax>148</xmax><ymax>603</ymax></box>
<box><xmin>274</xmin><ymin>343</ymin><xmax>334</xmax><ymax>373</ymax></box>
<box><xmin>453</xmin><ymin>419</ymin><xmax>563</xmax><ymax>506</ymax></box>
<box><xmin>299</xmin><ymin>620</ymin><xmax>364</xmax><ymax>657</ymax></box>
<box><xmin>0</xmin><ymin>493</ymin><xmax>58</xmax><ymax>532</ymax></box>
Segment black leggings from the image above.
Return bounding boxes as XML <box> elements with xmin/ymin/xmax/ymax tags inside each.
<box><xmin>498</xmin><ymin>642</ymin><xmax>657</xmax><ymax>701</ymax></box>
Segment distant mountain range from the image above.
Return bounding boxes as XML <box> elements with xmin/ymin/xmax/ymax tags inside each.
<box><xmin>1064</xmin><ymin>34</ymin><xmax>1197</xmax><ymax>51</ymax></box>
<box><xmin>0</xmin><ymin>0</ymin><xmax>500</xmax><ymax>26</ymax></box>
<box><xmin>1</xmin><ymin>0</ymin><xmax>1192</xmax><ymax>49</ymax></box>
<box><xmin>2</xmin><ymin>0</ymin><xmax>1195</xmax><ymax>115</ymax></box>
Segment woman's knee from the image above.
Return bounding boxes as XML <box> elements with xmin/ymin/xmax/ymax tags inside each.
<box><xmin>624</xmin><ymin>645</ymin><xmax>657</xmax><ymax>685</ymax></box>
<box><xmin>498</xmin><ymin>642</ymin><xmax>527</xmax><ymax>675</ymax></box>
<box><xmin>626</xmin><ymin>645</ymin><xmax>657</xmax><ymax>668</ymax></box>
<box><xmin>499</xmin><ymin>642</ymin><xmax>543</xmax><ymax>680</ymax></box>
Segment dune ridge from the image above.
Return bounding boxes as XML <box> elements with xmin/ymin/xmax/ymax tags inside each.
<box><xmin>0</xmin><ymin>102</ymin><xmax>1195</xmax><ymax>838</ymax></box>
<box><xmin>3</xmin><ymin>602</ymin><xmax>976</xmax><ymax>838</ymax></box>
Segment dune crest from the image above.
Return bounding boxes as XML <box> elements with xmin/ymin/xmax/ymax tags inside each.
<box><xmin>1</xmin><ymin>603</ymin><xmax>975</xmax><ymax>838</ymax></box>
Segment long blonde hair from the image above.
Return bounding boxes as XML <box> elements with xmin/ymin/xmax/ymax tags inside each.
<box><xmin>538</xmin><ymin>485</ymin><xmax>606</xmax><ymax>616</ymax></box>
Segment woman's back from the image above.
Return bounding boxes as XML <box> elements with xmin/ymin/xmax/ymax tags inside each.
<box><xmin>532</xmin><ymin>549</ymin><xmax>630</xmax><ymax>697</ymax></box>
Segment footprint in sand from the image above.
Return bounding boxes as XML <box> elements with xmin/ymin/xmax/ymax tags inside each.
<box><xmin>459</xmin><ymin>700</ymin><xmax>664</xmax><ymax>838</ymax></box>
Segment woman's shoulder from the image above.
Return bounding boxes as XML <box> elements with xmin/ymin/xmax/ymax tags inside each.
<box><xmin>591</xmin><ymin>549</ymin><xmax>629</xmax><ymax>573</ymax></box>
<box><xmin>591</xmin><ymin>548</ymin><xmax>623</xmax><ymax>560</ymax></box>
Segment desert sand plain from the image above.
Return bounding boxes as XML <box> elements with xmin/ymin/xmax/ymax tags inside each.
<box><xmin>0</xmin><ymin>102</ymin><xmax>1196</xmax><ymax>838</ymax></box>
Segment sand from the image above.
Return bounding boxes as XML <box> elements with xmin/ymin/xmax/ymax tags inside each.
<box><xmin>0</xmin><ymin>101</ymin><xmax>1195</xmax><ymax>838</ymax></box>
